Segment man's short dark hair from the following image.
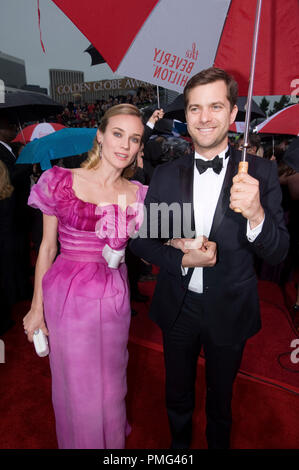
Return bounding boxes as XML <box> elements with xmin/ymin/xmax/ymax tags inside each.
<box><xmin>184</xmin><ymin>67</ymin><xmax>238</xmax><ymax>111</ymax></box>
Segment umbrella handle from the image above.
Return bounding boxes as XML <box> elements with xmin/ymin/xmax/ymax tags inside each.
<box><xmin>234</xmin><ymin>161</ymin><xmax>249</xmax><ymax>213</ymax></box>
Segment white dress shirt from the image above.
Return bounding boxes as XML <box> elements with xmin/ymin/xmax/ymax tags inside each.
<box><xmin>185</xmin><ymin>147</ymin><xmax>264</xmax><ymax>293</ymax></box>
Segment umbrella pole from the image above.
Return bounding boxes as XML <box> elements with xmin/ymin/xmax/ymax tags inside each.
<box><xmin>156</xmin><ymin>85</ymin><xmax>160</xmax><ymax>109</ymax></box>
<box><xmin>240</xmin><ymin>0</ymin><xmax>263</xmax><ymax>167</ymax></box>
<box><xmin>235</xmin><ymin>0</ymin><xmax>263</xmax><ymax>212</ymax></box>
<box><xmin>18</xmin><ymin>120</ymin><xmax>26</xmax><ymax>145</ymax></box>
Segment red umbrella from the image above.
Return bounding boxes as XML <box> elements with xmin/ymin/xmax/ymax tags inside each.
<box><xmin>49</xmin><ymin>0</ymin><xmax>298</xmax><ymax>194</ymax></box>
<box><xmin>51</xmin><ymin>0</ymin><xmax>299</xmax><ymax>96</ymax></box>
<box><xmin>13</xmin><ymin>122</ymin><xmax>66</xmax><ymax>144</ymax></box>
<box><xmin>253</xmin><ymin>104</ymin><xmax>299</xmax><ymax>136</ymax></box>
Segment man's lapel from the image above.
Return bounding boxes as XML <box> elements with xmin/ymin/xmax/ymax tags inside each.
<box><xmin>178</xmin><ymin>154</ymin><xmax>196</xmax><ymax>286</ymax></box>
<box><xmin>0</xmin><ymin>142</ymin><xmax>16</xmax><ymax>163</ymax></box>
<box><xmin>209</xmin><ymin>147</ymin><xmax>240</xmax><ymax>240</ymax></box>
<box><xmin>179</xmin><ymin>153</ymin><xmax>195</xmax><ymax>237</ymax></box>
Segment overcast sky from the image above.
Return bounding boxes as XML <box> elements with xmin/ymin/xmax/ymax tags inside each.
<box><xmin>0</xmin><ymin>0</ymin><xmax>117</xmax><ymax>91</ymax></box>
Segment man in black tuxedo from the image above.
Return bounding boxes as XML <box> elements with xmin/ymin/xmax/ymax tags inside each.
<box><xmin>0</xmin><ymin>116</ymin><xmax>32</xmax><ymax>302</ymax></box>
<box><xmin>130</xmin><ymin>68</ymin><xmax>289</xmax><ymax>449</ymax></box>
<box><xmin>0</xmin><ymin>116</ymin><xmax>18</xmax><ymax>174</ymax></box>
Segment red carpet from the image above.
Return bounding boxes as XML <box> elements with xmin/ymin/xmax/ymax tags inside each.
<box><xmin>0</xmin><ymin>279</ymin><xmax>298</xmax><ymax>449</ymax></box>
<box><xmin>126</xmin><ymin>343</ymin><xmax>299</xmax><ymax>449</ymax></box>
<box><xmin>131</xmin><ymin>280</ymin><xmax>299</xmax><ymax>390</ymax></box>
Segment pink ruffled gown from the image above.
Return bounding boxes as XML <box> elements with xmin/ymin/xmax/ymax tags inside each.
<box><xmin>28</xmin><ymin>166</ymin><xmax>147</xmax><ymax>449</ymax></box>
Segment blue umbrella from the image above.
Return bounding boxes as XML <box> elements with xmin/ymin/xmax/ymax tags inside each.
<box><xmin>16</xmin><ymin>127</ymin><xmax>97</xmax><ymax>170</ymax></box>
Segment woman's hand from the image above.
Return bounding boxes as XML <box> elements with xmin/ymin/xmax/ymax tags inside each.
<box><xmin>23</xmin><ymin>308</ymin><xmax>49</xmax><ymax>343</ymax></box>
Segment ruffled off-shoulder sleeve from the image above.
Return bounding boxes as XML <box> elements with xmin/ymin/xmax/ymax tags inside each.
<box><xmin>137</xmin><ymin>183</ymin><xmax>148</xmax><ymax>203</ymax></box>
<box><xmin>28</xmin><ymin>166</ymin><xmax>66</xmax><ymax>216</ymax></box>
<box><xmin>128</xmin><ymin>181</ymin><xmax>148</xmax><ymax>237</ymax></box>
<box><xmin>130</xmin><ymin>180</ymin><xmax>148</xmax><ymax>204</ymax></box>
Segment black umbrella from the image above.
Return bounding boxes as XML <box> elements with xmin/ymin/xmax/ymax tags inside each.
<box><xmin>164</xmin><ymin>94</ymin><xmax>265</xmax><ymax>123</ymax></box>
<box><xmin>0</xmin><ymin>89</ymin><xmax>63</xmax><ymax>123</ymax></box>
<box><xmin>84</xmin><ymin>44</ymin><xmax>106</xmax><ymax>66</ymax></box>
<box><xmin>236</xmin><ymin>96</ymin><xmax>266</xmax><ymax>120</ymax></box>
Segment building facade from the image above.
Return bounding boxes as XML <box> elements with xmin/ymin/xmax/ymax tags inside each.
<box><xmin>49</xmin><ymin>69</ymin><xmax>85</xmax><ymax>104</ymax></box>
<box><xmin>0</xmin><ymin>51</ymin><xmax>27</xmax><ymax>89</ymax></box>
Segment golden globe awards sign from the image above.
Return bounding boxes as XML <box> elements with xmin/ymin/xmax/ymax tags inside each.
<box><xmin>56</xmin><ymin>78</ymin><xmax>152</xmax><ymax>96</ymax></box>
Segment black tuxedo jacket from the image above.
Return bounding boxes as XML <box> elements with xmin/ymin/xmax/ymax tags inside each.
<box><xmin>0</xmin><ymin>142</ymin><xmax>16</xmax><ymax>177</ymax></box>
<box><xmin>130</xmin><ymin>147</ymin><xmax>289</xmax><ymax>345</ymax></box>
<box><xmin>0</xmin><ymin>142</ymin><xmax>31</xmax><ymax>184</ymax></box>
<box><xmin>0</xmin><ymin>143</ymin><xmax>32</xmax><ymax>225</ymax></box>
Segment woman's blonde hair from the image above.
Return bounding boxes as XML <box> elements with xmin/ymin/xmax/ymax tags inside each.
<box><xmin>81</xmin><ymin>103</ymin><xmax>143</xmax><ymax>179</ymax></box>
<box><xmin>0</xmin><ymin>160</ymin><xmax>14</xmax><ymax>200</ymax></box>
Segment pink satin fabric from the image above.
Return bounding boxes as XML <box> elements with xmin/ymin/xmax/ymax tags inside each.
<box><xmin>28</xmin><ymin>166</ymin><xmax>147</xmax><ymax>449</ymax></box>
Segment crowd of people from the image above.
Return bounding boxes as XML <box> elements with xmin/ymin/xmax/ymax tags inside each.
<box><xmin>56</xmin><ymin>87</ymin><xmax>157</xmax><ymax>129</ymax></box>
<box><xmin>0</xmin><ymin>68</ymin><xmax>298</xmax><ymax>450</ymax></box>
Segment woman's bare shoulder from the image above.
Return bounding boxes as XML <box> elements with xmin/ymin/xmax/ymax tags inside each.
<box><xmin>71</xmin><ymin>167</ymin><xmax>92</xmax><ymax>181</ymax></box>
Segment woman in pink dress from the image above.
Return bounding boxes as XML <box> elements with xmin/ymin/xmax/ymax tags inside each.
<box><xmin>23</xmin><ymin>104</ymin><xmax>147</xmax><ymax>449</ymax></box>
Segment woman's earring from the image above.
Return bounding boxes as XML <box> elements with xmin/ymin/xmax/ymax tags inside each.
<box><xmin>99</xmin><ymin>142</ymin><xmax>102</xmax><ymax>158</ymax></box>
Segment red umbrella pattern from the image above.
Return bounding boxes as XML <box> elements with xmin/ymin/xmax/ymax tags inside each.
<box><xmin>51</xmin><ymin>0</ymin><xmax>299</xmax><ymax>96</ymax></box>
<box><xmin>254</xmin><ymin>104</ymin><xmax>299</xmax><ymax>136</ymax></box>
<box><xmin>13</xmin><ymin>122</ymin><xmax>66</xmax><ymax>144</ymax></box>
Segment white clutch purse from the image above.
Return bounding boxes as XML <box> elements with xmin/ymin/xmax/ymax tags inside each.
<box><xmin>102</xmin><ymin>244</ymin><xmax>125</xmax><ymax>269</ymax></box>
<box><xmin>33</xmin><ymin>329</ymin><xmax>49</xmax><ymax>357</ymax></box>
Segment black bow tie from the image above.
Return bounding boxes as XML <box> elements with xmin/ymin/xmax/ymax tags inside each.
<box><xmin>195</xmin><ymin>155</ymin><xmax>223</xmax><ymax>175</ymax></box>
